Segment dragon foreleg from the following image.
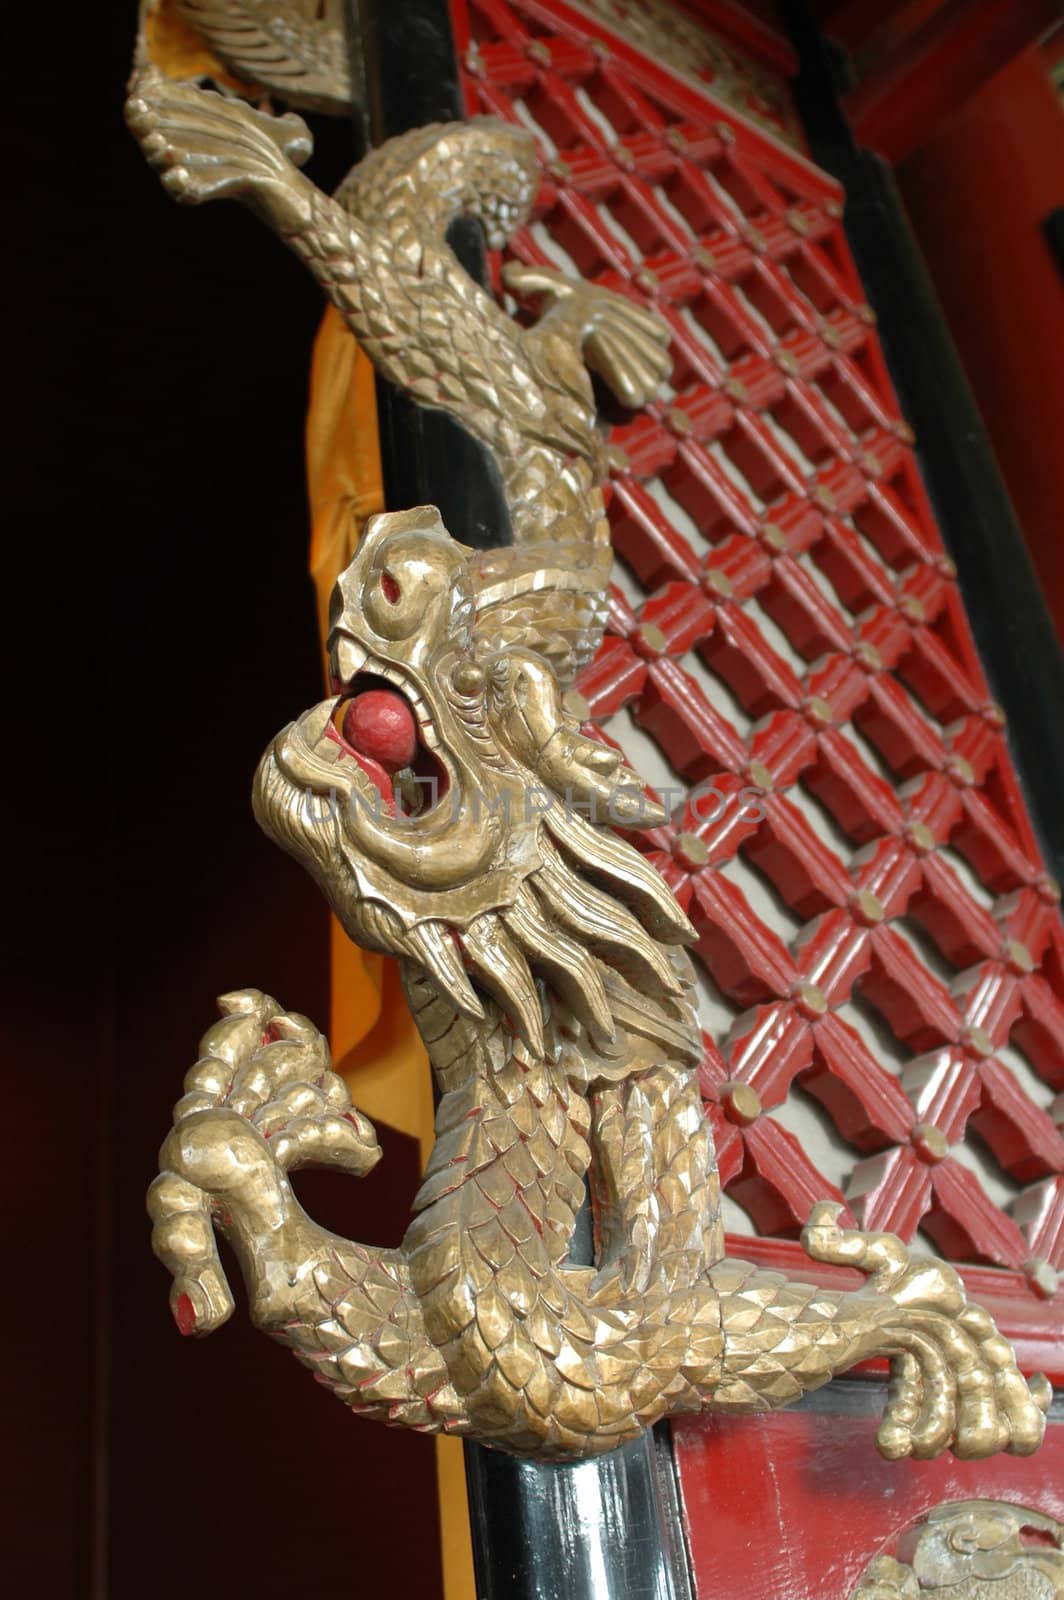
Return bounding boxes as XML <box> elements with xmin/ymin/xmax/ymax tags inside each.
<box><xmin>147</xmin><ymin>990</ymin><xmax>468</xmax><ymax>1433</ymax></box>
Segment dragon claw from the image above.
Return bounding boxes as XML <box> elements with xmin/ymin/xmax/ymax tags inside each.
<box><xmin>504</xmin><ymin>261</ymin><xmax>672</xmax><ymax>408</ymax></box>
<box><xmin>184</xmin><ymin>991</ymin><xmax>380</xmax><ymax>1172</ymax></box>
<box><xmin>168</xmin><ymin>1265</ymin><xmax>235</xmax><ymax>1338</ymax></box>
<box><xmin>1030</xmin><ymin>1371</ymin><xmax>1053</xmax><ymax>1412</ymax></box>
<box><xmin>151</xmin><ymin>994</ymin><xmax>381</xmax><ymax>1342</ymax></box>
<box><xmin>800</xmin><ymin>1205</ymin><xmax>1048</xmax><ymax>1462</ymax></box>
<box><xmin>125</xmin><ymin>68</ymin><xmax>313</xmax><ymax>224</ymax></box>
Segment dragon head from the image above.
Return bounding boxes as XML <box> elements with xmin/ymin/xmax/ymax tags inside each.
<box><xmin>254</xmin><ymin>508</ymin><xmax>695</xmax><ymax>1060</ymax></box>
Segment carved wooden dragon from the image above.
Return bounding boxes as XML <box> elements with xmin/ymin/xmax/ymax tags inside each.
<box><xmin>126</xmin><ymin>63</ymin><xmax>1050</xmax><ymax>1462</ymax></box>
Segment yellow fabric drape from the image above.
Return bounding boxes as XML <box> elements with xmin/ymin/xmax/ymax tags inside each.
<box><xmin>306</xmin><ymin>306</ymin><xmax>437</xmax><ymax>1153</ymax></box>
<box><xmin>305</xmin><ymin>304</ymin><xmax>475</xmax><ymax>1600</ymax></box>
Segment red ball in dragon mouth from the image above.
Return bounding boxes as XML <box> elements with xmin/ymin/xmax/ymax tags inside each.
<box><xmin>341</xmin><ymin>689</ymin><xmax>418</xmax><ymax>772</ymax></box>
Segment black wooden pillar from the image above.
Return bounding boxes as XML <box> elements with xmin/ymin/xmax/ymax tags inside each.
<box><xmin>349</xmin><ymin>1</ymin><xmax>694</xmax><ymax>1594</ymax></box>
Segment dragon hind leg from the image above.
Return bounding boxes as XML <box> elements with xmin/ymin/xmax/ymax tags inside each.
<box><xmin>710</xmin><ymin>1203</ymin><xmax>1051</xmax><ymax>1462</ymax></box>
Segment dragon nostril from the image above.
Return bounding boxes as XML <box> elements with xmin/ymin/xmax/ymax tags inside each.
<box><xmin>381</xmin><ymin>571</ymin><xmax>401</xmax><ymax>604</ymax></box>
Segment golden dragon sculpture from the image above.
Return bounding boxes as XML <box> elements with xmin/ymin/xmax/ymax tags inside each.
<box><xmin>126</xmin><ymin>61</ymin><xmax>1050</xmax><ymax>1463</ymax></box>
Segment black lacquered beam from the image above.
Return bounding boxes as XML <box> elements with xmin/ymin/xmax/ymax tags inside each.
<box><xmin>354</xmin><ymin>0</ymin><xmax>511</xmax><ymax>552</ymax></box>
<box><xmin>348</xmin><ymin>1</ymin><xmax>694</xmax><ymax>1594</ymax></box>
<box><xmin>464</xmin><ymin>1424</ymin><xmax>693</xmax><ymax>1600</ymax></box>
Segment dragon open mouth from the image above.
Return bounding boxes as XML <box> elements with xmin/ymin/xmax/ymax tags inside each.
<box><xmin>327</xmin><ymin>656</ymin><xmax>450</xmax><ymax>819</ymax></box>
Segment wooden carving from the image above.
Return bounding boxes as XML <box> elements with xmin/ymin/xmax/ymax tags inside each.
<box><xmin>126</xmin><ymin>61</ymin><xmax>1049</xmax><ymax>1462</ymax></box>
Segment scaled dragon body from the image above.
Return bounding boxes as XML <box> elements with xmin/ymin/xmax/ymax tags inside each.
<box><xmin>128</xmin><ymin>64</ymin><xmax>1049</xmax><ymax>1462</ymax></box>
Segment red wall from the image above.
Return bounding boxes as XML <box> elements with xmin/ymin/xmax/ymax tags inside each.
<box><xmin>898</xmin><ymin>48</ymin><xmax>1064</xmax><ymax>641</ymax></box>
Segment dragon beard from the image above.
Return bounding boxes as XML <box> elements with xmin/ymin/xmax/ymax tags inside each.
<box><xmin>254</xmin><ymin>689</ymin><xmax>699</xmax><ymax>1074</ymax></box>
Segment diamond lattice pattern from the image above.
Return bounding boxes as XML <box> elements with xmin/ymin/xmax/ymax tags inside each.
<box><xmin>453</xmin><ymin>0</ymin><xmax>1064</xmax><ymax>1288</ymax></box>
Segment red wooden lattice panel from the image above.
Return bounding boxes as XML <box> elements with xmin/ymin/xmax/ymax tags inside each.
<box><xmin>450</xmin><ymin>0</ymin><xmax>1064</xmax><ymax>1342</ymax></box>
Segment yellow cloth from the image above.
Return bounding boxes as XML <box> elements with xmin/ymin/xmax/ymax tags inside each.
<box><xmin>305</xmin><ymin>305</ymin><xmax>436</xmax><ymax>1151</ymax></box>
<box><xmin>305</xmin><ymin>304</ymin><xmax>475</xmax><ymax>1600</ymax></box>
<box><xmin>142</xmin><ymin>0</ymin><xmax>249</xmax><ymax>90</ymax></box>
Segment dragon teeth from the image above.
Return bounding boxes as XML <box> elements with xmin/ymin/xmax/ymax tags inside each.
<box><xmin>299</xmin><ymin>701</ymin><xmax>336</xmax><ymax>746</ymax></box>
<box><xmin>333</xmin><ymin>637</ymin><xmax>368</xmax><ymax>684</ymax></box>
<box><xmin>327</xmin><ymin>646</ymin><xmax>440</xmax><ymax>748</ymax></box>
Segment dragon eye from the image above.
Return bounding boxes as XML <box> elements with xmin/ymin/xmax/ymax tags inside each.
<box><xmin>380</xmin><ymin>570</ymin><xmax>401</xmax><ymax>604</ymax></box>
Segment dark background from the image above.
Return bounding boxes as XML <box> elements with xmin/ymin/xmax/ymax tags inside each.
<box><xmin>5</xmin><ymin>13</ymin><xmax>442</xmax><ymax>1597</ymax></box>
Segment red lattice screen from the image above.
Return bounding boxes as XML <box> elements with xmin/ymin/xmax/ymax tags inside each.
<box><xmin>451</xmin><ymin>0</ymin><xmax>1064</xmax><ymax>1368</ymax></box>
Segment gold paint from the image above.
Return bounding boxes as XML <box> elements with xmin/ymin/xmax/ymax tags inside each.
<box><xmin>804</xmin><ymin>695</ymin><xmax>834</xmax><ymax>726</ymax></box>
<box><xmin>905</xmin><ymin>820</ymin><xmax>937</xmax><ymax>853</ymax></box>
<box><xmin>963</xmin><ymin>1024</ymin><xmax>994</xmax><ymax>1059</ymax></box>
<box><xmin>702</xmin><ymin>566</ymin><xmax>733</xmax><ymax>598</ymax></box>
<box><xmin>851</xmin><ymin>889</ymin><xmax>885</xmax><ymax>924</ymax></box>
<box><xmin>129</xmin><ymin>71</ymin><xmax>1048</xmax><ymax>1466</ymax></box>
<box><xmin>794</xmin><ymin>980</ymin><xmax>828</xmax><ymax>1018</ymax></box>
<box><xmin>635</xmin><ymin>622</ymin><xmax>668</xmax><ymax>657</ymax></box>
<box><xmin>563</xmin><ymin>689</ymin><xmax>592</xmax><ymax>724</ymax></box>
<box><xmin>721</xmin><ymin>1081</ymin><xmax>761</xmax><ymax>1126</ymax></box>
<box><xmin>912</xmin><ymin>1122</ymin><xmax>949</xmax><ymax>1164</ymax></box>
<box><xmin>850</xmin><ymin>1500</ymin><xmax>1064</xmax><ymax>1597</ymax></box>
<box><xmin>1023</xmin><ymin>1259</ymin><xmax>1060</xmax><ymax>1300</ymax></box>
<box><xmin>675</xmin><ymin>832</ymin><xmax>710</xmax><ymax>870</ymax></box>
